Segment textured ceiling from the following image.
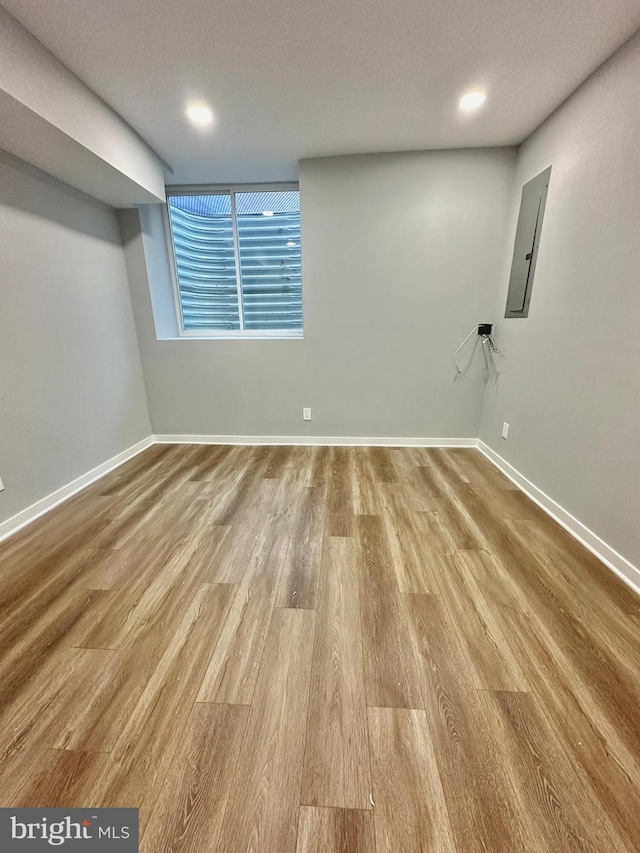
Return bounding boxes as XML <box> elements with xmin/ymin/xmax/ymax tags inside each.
<box><xmin>4</xmin><ymin>0</ymin><xmax>640</xmax><ymax>182</ymax></box>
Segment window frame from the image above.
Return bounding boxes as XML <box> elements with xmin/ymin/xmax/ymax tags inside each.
<box><xmin>164</xmin><ymin>182</ymin><xmax>303</xmax><ymax>340</ymax></box>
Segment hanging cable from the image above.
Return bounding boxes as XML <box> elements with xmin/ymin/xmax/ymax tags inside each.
<box><xmin>454</xmin><ymin>324</ymin><xmax>502</xmax><ymax>375</ymax></box>
<box><xmin>453</xmin><ymin>325</ymin><xmax>480</xmax><ymax>375</ymax></box>
<box><xmin>481</xmin><ymin>333</ymin><xmax>501</xmax><ymax>357</ymax></box>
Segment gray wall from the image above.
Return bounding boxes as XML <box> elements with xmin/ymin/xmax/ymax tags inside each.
<box><xmin>480</xmin><ymin>31</ymin><xmax>640</xmax><ymax>568</ymax></box>
<box><xmin>0</xmin><ymin>150</ymin><xmax>151</xmax><ymax>526</ymax></box>
<box><xmin>0</xmin><ymin>5</ymin><xmax>167</xmax><ymax>206</ymax></box>
<box><xmin>124</xmin><ymin>149</ymin><xmax>515</xmax><ymax>438</ymax></box>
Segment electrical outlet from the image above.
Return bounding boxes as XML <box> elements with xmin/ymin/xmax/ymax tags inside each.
<box><xmin>303</xmin><ymin>407</ymin><xmax>312</xmax><ymax>421</ymax></box>
<box><xmin>501</xmin><ymin>422</ymin><xmax>509</xmax><ymax>440</ymax></box>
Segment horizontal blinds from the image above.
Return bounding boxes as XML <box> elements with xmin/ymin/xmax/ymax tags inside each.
<box><xmin>168</xmin><ymin>195</ymin><xmax>240</xmax><ymax>331</ymax></box>
<box><xmin>236</xmin><ymin>206</ymin><xmax>302</xmax><ymax>331</ymax></box>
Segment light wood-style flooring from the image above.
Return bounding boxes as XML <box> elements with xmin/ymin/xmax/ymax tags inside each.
<box><xmin>0</xmin><ymin>444</ymin><xmax>639</xmax><ymax>851</ymax></box>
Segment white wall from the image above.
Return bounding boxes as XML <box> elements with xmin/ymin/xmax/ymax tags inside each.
<box><xmin>0</xmin><ymin>150</ymin><xmax>152</xmax><ymax>526</ymax></box>
<box><xmin>124</xmin><ymin>148</ymin><xmax>515</xmax><ymax>438</ymax></box>
<box><xmin>480</xmin><ymin>31</ymin><xmax>640</xmax><ymax>569</ymax></box>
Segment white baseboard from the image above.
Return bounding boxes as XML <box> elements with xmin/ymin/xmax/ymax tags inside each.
<box><xmin>153</xmin><ymin>434</ymin><xmax>477</xmax><ymax>448</ymax></box>
<box><xmin>477</xmin><ymin>440</ymin><xmax>640</xmax><ymax>597</ymax></box>
<box><xmin>0</xmin><ymin>436</ymin><xmax>154</xmax><ymax>544</ymax></box>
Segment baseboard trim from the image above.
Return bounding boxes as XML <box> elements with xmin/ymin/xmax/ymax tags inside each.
<box><xmin>0</xmin><ymin>436</ymin><xmax>155</xmax><ymax>544</ymax></box>
<box><xmin>477</xmin><ymin>440</ymin><xmax>640</xmax><ymax>597</ymax></box>
<box><xmin>153</xmin><ymin>434</ymin><xmax>477</xmax><ymax>447</ymax></box>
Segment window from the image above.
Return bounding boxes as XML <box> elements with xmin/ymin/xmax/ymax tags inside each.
<box><xmin>166</xmin><ymin>186</ymin><xmax>302</xmax><ymax>338</ymax></box>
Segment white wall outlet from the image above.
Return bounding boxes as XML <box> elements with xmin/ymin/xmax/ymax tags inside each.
<box><xmin>501</xmin><ymin>422</ymin><xmax>509</xmax><ymax>439</ymax></box>
<box><xmin>303</xmin><ymin>407</ymin><xmax>312</xmax><ymax>421</ymax></box>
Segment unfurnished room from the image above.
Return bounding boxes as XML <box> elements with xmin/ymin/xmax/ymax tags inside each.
<box><xmin>0</xmin><ymin>1</ymin><xmax>639</xmax><ymax>851</ymax></box>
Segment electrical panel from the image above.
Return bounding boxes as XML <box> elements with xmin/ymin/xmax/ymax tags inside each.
<box><xmin>505</xmin><ymin>166</ymin><xmax>551</xmax><ymax>319</ymax></box>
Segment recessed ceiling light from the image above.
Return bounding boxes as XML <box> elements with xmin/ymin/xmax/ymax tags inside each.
<box><xmin>262</xmin><ymin>210</ymin><xmax>274</xmax><ymax>217</ymax></box>
<box><xmin>186</xmin><ymin>104</ymin><xmax>214</xmax><ymax>128</ymax></box>
<box><xmin>459</xmin><ymin>91</ymin><xmax>486</xmax><ymax>111</ymax></box>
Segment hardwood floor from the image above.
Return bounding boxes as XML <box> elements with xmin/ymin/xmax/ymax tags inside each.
<box><xmin>0</xmin><ymin>444</ymin><xmax>639</xmax><ymax>851</ymax></box>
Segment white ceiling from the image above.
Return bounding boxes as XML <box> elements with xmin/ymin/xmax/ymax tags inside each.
<box><xmin>4</xmin><ymin>0</ymin><xmax>640</xmax><ymax>183</ymax></box>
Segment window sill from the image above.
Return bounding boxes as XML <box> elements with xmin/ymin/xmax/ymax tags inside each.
<box><xmin>157</xmin><ymin>333</ymin><xmax>304</xmax><ymax>341</ymax></box>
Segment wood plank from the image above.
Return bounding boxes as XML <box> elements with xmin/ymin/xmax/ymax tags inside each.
<box><xmin>415</xmin><ymin>465</ymin><xmax>484</xmax><ymax>550</ymax></box>
<box><xmin>280</xmin><ymin>445</ymin><xmax>315</xmax><ymax>492</ymax></box>
<box><xmin>223</xmin><ymin>478</ymin><xmax>280</xmax><ymax>528</ymax></box>
<box><xmin>87</xmin><ymin>451</ymin><xmax>199</xmax><ymax>550</ymax></box>
<box><xmin>386</xmin><ymin>451</ymin><xmax>432</xmax><ymax>511</ymax></box>
<box><xmin>379</xmin><ymin>484</ymin><xmax>446</xmax><ymax>594</ymax></box>
<box><xmin>404</xmin><ymin>593</ymin><xmax>535</xmax><ymax>852</ymax></box>
<box><xmin>52</xmin><ymin>640</ymin><xmax>169</xmax><ymax>753</ymax></box>
<box><xmin>13</xmin><ymin>749</ymin><xmax>109</xmax><ymax>808</ymax></box>
<box><xmin>95</xmin><ymin>443</ymin><xmax>173</xmax><ymax>496</ymax></box>
<box><xmin>197</xmin><ymin>517</ymin><xmax>290</xmax><ymax>703</ymax></box>
<box><xmin>0</xmin><ymin>647</ymin><xmax>116</xmax><ymax>803</ymax></box>
<box><xmin>301</xmin><ymin>538</ymin><xmax>371</xmax><ymax>810</ymax></box>
<box><xmin>276</xmin><ymin>486</ymin><xmax>325</xmax><ymax>609</ymax></box>
<box><xmin>0</xmin><ymin>585</ymin><xmax>108</xmax><ymax>716</ymax></box>
<box><xmin>366</xmin><ymin>447</ymin><xmax>397</xmax><ymax>483</ymax></box>
<box><xmin>180</xmin><ymin>524</ymin><xmax>235</xmax><ymax>582</ymax></box>
<box><xmin>490</xmin><ymin>522</ymin><xmax>640</xmax><ymax>769</ymax></box>
<box><xmin>147</xmin><ymin>480</ymin><xmax>211</xmax><ymax>533</ymax></box>
<box><xmin>368</xmin><ymin>707</ymin><xmax>455</xmax><ymax>852</ymax></box>
<box><xmin>495</xmin><ymin>603</ymin><xmax>640</xmax><ymax>851</ymax></box>
<box><xmin>326</xmin><ymin>447</ymin><xmax>354</xmax><ymax>537</ymax></box>
<box><xmin>308</xmin><ymin>445</ymin><xmax>331</xmax><ymax>488</ymax></box>
<box><xmin>355</xmin><ymin>515</ymin><xmax>423</xmax><ymax>708</ymax></box>
<box><xmin>0</xmin><ymin>646</ymin><xmax>115</xmax><ymax>756</ymax></box>
<box><xmin>296</xmin><ymin>806</ymin><xmax>375</xmax><ymax>853</ymax></box>
<box><xmin>198</xmin><ymin>523</ymin><xmax>264</xmax><ymax>584</ymax></box>
<box><xmin>479</xmin><ymin>690</ymin><xmax>630</xmax><ymax>852</ymax></box>
<box><xmin>516</xmin><ymin>518</ymin><xmax>640</xmax><ymax>644</ymax></box>
<box><xmin>77</xmin><ymin>538</ymin><xmax>182</xmax><ymax>591</ymax></box>
<box><xmin>212</xmin><ymin>447</ymin><xmax>273</xmax><ymax>524</ymax></box>
<box><xmin>262</xmin><ymin>445</ymin><xmax>292</xmax><ymax>479</ymax></box>
<box><xmin>351</xmin><ymin>448</ymin><xmax>384</xmax><ymax>515</ymax></box>
<box><xmin>187</xmin><ymin>444</ymin><xmax>230</xmax><ymax>481</ymax></box>
<box><xmin>80</xmin><ymin>583</ymin><xmax>236</xmax><ymax>825</ymax></box>
<box><xmin>437</xmin><ymin>552</ymin><xmax>529</xmax><ymax>691</ymax></box>
<box><xmin>448</xmin><ymin>447</ymin><xmax>519</xmax><ymax>491</ymax></box>
<box><xmin>216</xmin><ymin>608</ymin><xmax>315</xmax><ymax>853</ymax></box>
<box><xmin>65</xmin><ymin>540</ymin><xmax>206</xmax><ymax>651</ymax></box>
<box><xmin>464</xmin><ymin>541</ymin><xmax>640</xmax><ymax>842</ymax></box>
<box><xmin>195</xmin><ymin>446</ymin><xmax>246</xmax><ymax>491</ymax></box>
<box><xmin>142</xmin><ymin>703</ymin><xmax>249</xmax><ymax>853</ymax></box>
<box><xmin>426</xmin><ymin>447</ymin><xmax>470</xmax><ymax>488</ymax></box>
